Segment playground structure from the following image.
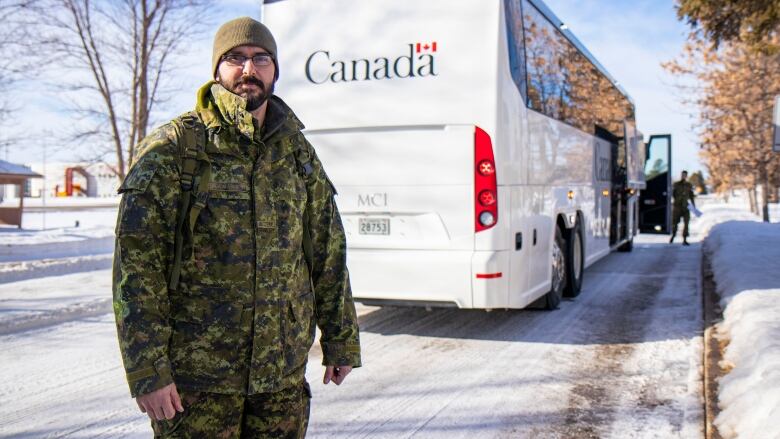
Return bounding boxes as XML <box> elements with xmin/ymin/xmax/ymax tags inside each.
<box><xmin>54</xmin><ymin>167</ymin><xmax>98</xmax><ymax>197</ymax></box>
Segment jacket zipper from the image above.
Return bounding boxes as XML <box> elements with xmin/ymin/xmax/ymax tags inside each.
<box><xmin>247</xmin><ymin>139</ymin><xmax>260</xmax><ymax>395</ymax></box>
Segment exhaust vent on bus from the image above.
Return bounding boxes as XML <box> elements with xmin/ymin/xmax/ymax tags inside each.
<box><xmin>475</xmin><ymin>126</ymin><xmax>497</xmax><ymax>232</ymax></box>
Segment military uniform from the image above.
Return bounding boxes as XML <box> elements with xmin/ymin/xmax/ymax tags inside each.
<box><xmin>113</xmin><ymin>81</ymin><xmax>361</xmax><ymax>438</ymax></box>
<box><xmin>671</xmin><ymin>179</ymin><xmax>695</xmax><ymax>241</ymax></box>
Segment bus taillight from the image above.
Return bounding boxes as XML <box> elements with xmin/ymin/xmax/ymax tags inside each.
<box><xmin>478</xmin><ymin>160</ymin><xmax>495</xmax><ymax>176</ymax></box>
<box><xmin>475</xmin><ymin>126</ymin><xmax>497</xmax><ymax>232</ymax></box>
<box><xmin>478</xmin><ymin>190</ymin><xmax>496</xmax><ymax>206</ymax></box>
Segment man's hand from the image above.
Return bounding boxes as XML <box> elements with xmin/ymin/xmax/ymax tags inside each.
<box><xmin>323</xmin><ymin>366</ymin><xmax>352</xmax><ymax>385</ymax></box>
<box><xmin>136</xmin><ymin>383</ymin><xmax>184</xmax><ymax>421</ymax></box>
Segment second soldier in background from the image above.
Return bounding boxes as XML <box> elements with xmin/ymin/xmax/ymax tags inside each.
<box><xmin>670</xmin><ymin>170</ymin><xmax>696</xmax><ymax>246</ymax></box>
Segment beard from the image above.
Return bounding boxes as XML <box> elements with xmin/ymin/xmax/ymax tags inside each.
<box><xmin>223</xmin><ymin>75</ymin><xmax>274</xmax><ymax>111</ymax></box>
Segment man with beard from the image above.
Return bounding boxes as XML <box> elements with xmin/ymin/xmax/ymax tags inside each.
<box><xmin>112</xmin><ymin>17</ymin><xmax>361</xmax><ymax>438</ymax></box>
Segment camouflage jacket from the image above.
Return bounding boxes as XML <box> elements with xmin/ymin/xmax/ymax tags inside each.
<box><xmin>113</xmin><ymin>81</ymin><xmax>361</xmax><ymax>397</ymax></box>
<box><xmin>672</xmin><ymin>180</ymin><xmax>695</xmax><ymax>210</ymax></box>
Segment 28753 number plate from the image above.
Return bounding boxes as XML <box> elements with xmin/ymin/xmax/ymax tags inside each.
<box><xmin>359</xmin><ymin>218</ymin><xmax>390</xmax><ymax>235</ymax></box>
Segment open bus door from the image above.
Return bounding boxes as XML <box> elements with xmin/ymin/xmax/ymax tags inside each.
<box><xmin>639</xmin><ymin>134</ymin><xmax>672</xmax><ymax>234</ymax></box>
<box><xmin>599</xmin><ymin>126</ymin><xmax>628</xmax><ymax>248</ymax></box>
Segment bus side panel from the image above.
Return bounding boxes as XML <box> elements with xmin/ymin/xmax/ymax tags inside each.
<box><xmin>496</xmin><ymin>0</ymin><xmax>532</xmax><ymax>307</ymax></box>
<box><xmin>524</xmin><ymin>109</ymin><xmax>610</xmax><ymax>294</ymax></box>
<box><xmin>497</xmin><ymin>0</ymin><xmax>607</xmax><ymax>305</ymax></box>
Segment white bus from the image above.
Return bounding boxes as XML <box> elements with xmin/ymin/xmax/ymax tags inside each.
<box><xmin>265</xmin><ymin>0</ymin><xmax>666</xmax><ymax>310</ymax></box>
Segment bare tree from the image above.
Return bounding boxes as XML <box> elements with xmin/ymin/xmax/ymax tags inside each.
<box><xmin>665</xmin><ymin>34</ymin><xmax>780</xmax><ymax>221</ymax></box>
<box><xmin>0</xmin><ymin>0</ymin><xmax>39</xmax><ymax>155</ymax></box>
<box><xmin>35</xmin><ymin>0</ymin><xmax>214</xmax><ymax>180</ymax></box>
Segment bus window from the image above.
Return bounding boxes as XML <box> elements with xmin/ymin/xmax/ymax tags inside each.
<box><xmin>504</xmin><ymin>0</ymin><xmax>528</xmax><ymax>100</ymax></box>
<box><xmin>522</xmin><ymin>0</ymin><xmax>567</xmax><ymax>122</ymax></box>
<box><xmin>521</xmin><ymin>0</ymin><xmax>634</xmax><ymax>139</ymax></box>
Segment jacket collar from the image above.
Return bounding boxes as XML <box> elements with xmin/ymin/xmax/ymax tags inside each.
<box><xmin>262</xmin><ymin>96</ymin><xmax>305</xmax><ymax>143</ymax></box>
<box><xmin>194</xmin><ymin>81</ymin><xmax>305</xmax><ymax>159</ymax></box>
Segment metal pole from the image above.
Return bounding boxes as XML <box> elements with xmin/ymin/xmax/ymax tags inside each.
<box><xmin>42</xmin><ymin>141</ymin><xmax>47</xmax><ymax>230</ymax></box>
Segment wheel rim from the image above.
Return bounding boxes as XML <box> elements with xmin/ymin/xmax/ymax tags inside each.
<box><xmin>573</xmin><ymin>232</ymin><xmax>582</xmax><ymax>281</ymax></box>
<box><xmin>551</xmin><ymin>237</ymin><xmax>565</xmax><ymax>293</ymax></box>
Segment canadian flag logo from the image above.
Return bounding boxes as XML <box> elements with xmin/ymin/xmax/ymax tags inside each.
<box><xmin>415</xmin><ymin>42</ymin><xmax>438</xmax><ymax>53</ymax></box>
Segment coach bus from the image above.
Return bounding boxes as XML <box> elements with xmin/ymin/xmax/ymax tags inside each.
<box><xmin>264</xmin><ymin>0</ymin><xmax>670</xmax><ymax>310</ymax></box>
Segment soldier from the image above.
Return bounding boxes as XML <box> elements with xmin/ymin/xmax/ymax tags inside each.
<box><xmin>112</xmin><ymin>17</ymin><xmax>361</xmax><ymax>438</ymax></box>
<box><xmin>669</xmin><ymin>170</ymin><xmax>696</xmax><ymax>246</ymax></box>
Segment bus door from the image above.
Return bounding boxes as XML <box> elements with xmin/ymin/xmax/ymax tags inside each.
<box><xmin>639</xmin><ymin>135</ymin><xmax>672</xmax><ymax>234</ymax></box>
<box><xmin>594</xmin><ymin>126</ymin><xmax>626</xmax><ymax>247</ymax></box>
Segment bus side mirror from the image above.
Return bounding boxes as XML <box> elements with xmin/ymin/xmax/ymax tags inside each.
<box><xmin>774</xmin><ymin>95</ymin><xmax>780</xmax><ymax>152</ymax></box>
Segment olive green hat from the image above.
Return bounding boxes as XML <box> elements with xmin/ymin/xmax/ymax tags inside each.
<box><xmin>212</xmin><ymin>17</ymin><xmax>278</xmax><ymax>80</ymax></box>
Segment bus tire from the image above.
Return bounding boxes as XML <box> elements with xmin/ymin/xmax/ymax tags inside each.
<box><xmin>543</xmin><ymin>225</ymin><xmax>566</xmax><ymax>310</ymax></box>
<box><xmin>618</xmin><ymin>238</ymin><xmax>633</xmax><ymax>252</ymax></box>
<box><xmin>564</xmin><ymin>220</ymin><xmax>584</xmax><ymax>297</ymax></box>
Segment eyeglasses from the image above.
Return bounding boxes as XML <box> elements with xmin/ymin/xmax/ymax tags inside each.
<box><xmin>222</xmin><ymin>53</ymin><xmax>274</xmax><ymax>68</ymax></box>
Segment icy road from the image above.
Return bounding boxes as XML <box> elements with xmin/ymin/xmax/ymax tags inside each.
<box><xmin>0</xmin><ymin>234</ymin><xmax>703</xmax><ymax>438</ymax></box>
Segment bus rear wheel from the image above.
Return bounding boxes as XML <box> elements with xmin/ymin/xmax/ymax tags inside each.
<box><xmin>543</xmin><ymin>225</ymin><xmax>566</xmax><ymax>310</ymax></box>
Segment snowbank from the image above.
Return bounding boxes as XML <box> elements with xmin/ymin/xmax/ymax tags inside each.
<box><xmin>703</xmin><ymin>215</ymin><xmax>780</xmax><ymax>439</ymax></box>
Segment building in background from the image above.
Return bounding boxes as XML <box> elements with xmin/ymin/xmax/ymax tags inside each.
<box><xmin>0</xmin><ymin>160</ymin><xmax>43</xmax><ymax>228</ymax></box>
<box><xmin>24</xmin><ymin>162</ymin><xmax>121</xmax><ymax>198</ymax></box>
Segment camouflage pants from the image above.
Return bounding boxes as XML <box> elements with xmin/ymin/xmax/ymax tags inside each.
<box><xmin>672</xmin><ymin>207</ymin><xmax>691</xmax><ymax>238</ymax></box>
<box><xmin>151</xmin><ymin>382</ymin><xmax>311</xmax><ymax>438</ymax></box>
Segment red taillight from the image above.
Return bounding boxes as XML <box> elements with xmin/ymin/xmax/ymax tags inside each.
<box><xmin>475</xmin><ymin>126</ymin><xmax>498</xmax><ymax>232</ymax></box>
<box><xmin>477</xmin><ymin>160</ymin><xmax>495</xmax><ymax>176</ymax></box>
<box><xmin>478</xmin><ymin>190</ymin><xmax>496</xmax><ymax>206</ymax></box>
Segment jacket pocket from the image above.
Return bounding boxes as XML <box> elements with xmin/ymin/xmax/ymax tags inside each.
<box><xmin>283</xmin><ymin>291</ymin><xmax>316</xmax><ymax>373</ymax></box>
<box><xmin>269</xmin><ymin>166</ymin><xmax>307</xmax><ymax>253</ymax></box>
<box><xmin>187</xmin><ymin>187</ymin><xmax>254</xmax><ymax>290</ymax></box>
<box><xmin>168</xmin><ymin>299</ymin><xmax>249</xmax><ymax>384</ymax></box>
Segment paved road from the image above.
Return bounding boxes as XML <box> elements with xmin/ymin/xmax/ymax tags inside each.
<box><xmin>304</xmin><ymin>234</ymin><xmax>704</xmax><ymax>438</ymax></box>
<box><xmin>0</xmin><ymin>234</ymin><xmax>703</xmax><ymax>438</ymax></box>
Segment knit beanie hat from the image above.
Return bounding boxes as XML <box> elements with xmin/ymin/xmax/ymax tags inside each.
<box><xmin>212</xmin><ymin>17</ymin><xmax>278</xmax><ymax>81</ymax></box>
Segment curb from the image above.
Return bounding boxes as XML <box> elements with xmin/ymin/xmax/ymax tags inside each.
<box><xmin>702</xmin><ymin>250</ymin><xmax>725</xmax><ymax>439</ymax></box>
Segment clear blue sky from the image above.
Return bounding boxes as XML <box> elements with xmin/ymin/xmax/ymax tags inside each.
<box><xmin>9</xmin><ymin>0</ymin><xmax>700</xmax><ymax>176</ymax></box>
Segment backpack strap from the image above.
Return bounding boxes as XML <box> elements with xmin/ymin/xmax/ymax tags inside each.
<box><xmin>169</xmin><ymin>112</ymin><xmax>210</xmax><ymax>292</ymax></box>
<box><xmin>293</xmin><ymin>143</ymin><xmax>315</xmax><ymax>280</ymax></box>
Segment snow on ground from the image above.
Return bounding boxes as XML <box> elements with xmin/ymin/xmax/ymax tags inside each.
<box><xmin>0</xmin><ymin>196</ymin><xmax>120</xmax><ymax>209</ymax></box>
<box><xmin>0</xmin><ymin>207</ymin><xmax>117</xmax><ymax>274</ymax></box>
<box><xmin>1</xmin><ymin>199</ymin><xmax>707</xmax><ymax>438</ymax></box>
<box><xmin>0</xmin><ymin>207</ymin><xmax>117</xmax><ymax>247</ymax></box>
<box><xmin>0</xmin><ymin>236</ymin><xmax>705</xmax><ymax>438</ymax></box>
<box><xmin>0</xmin><ymin>270</ymin><xmax>112</xmax><ymax>335</ymax></box>
<box><xmin>698</xmin><ymin>200</ymin><xmax>780</xmax><ymax>439</ymax></box>
<box><xmin>0</xmin><ymin>195</ymin><xmax>776</xmax><ymax>438</ymax></box>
